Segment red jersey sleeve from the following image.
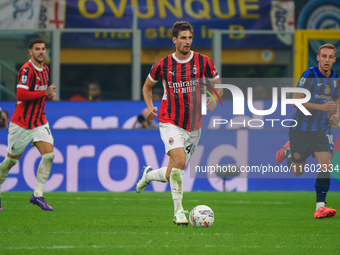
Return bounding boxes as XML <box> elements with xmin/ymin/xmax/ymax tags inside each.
<box><xmin>204</xmin><ymin>57</ymin><xmax>220</xmax><ymax>81</ymax></box>
<box><xmin>16</xmin><ymin>66</ymin><xmax>45</xmax><ymax>101</ymax></box>
<box><xmin>148</xmin><ymin>60</ymin><xmax>163</xmax><ymax>83</ymax></box>
<box><xmin>17</xmin><ymin>67</ymin><xmax>32</xmax><ymax>90</ymax></box>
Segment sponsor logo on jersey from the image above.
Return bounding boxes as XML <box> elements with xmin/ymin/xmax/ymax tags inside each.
<box><xmin>35</xmin><ymin>84</ymin><xmax>48</xmax><ymax>91</ymax></box>
<box><xmin>315</xmin><ymin>94</ymin><xmax>331</xmax><ymax>100</ymax></box>
<box><xmin>167</xmin><ymin>79</ymin><xmax>199</xmax><ymax>89</ymax></box>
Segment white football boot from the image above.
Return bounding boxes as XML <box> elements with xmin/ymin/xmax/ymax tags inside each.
<box><xmin>173</xmin><ymin>210</ymin><xmax>189</xmax><ymax>226</ymax></box>
<box><xmin>135</xmin><ymin>166</ymin><xmax>152</xmax><ymax>193</ymax></box>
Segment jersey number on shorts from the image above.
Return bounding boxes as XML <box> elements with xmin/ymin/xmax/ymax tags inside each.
<box><xmin>45</xmin><ymin>127</ymin><xmax>51</xmax><ymax>136</ymax></box>
<box><xmin>185</xmin><ymin>143</ymin><xmax>195</xmax><ymax>155</ymax></box>
<box><xmin>326</xmin><ymin>134</ymin><xmax>334</xmax><ymax>149</ymax></box>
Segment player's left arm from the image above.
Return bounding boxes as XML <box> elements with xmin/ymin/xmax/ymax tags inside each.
<box><xmin>44</xmin><ymin>66</ymin><xmax>56</xmax><ymax>101</ymax></box>
<box><xmin>207</xmin><ymin>78</ymin><xmax>223</xmax><ymax>111</ymax></box>
<box><xmin>204</xmin><ymin>57</ymin><xmax>223</xmax><ymax>111</ymax></box>
<box><xmin>46</xmin><ymin>83</ymin><xmax>56</xmax><ymax>101</ymax></box>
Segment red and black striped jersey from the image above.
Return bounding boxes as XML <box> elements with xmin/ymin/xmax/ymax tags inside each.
<box><xmin>148</xmin><ymin>51</ymin><xmax>219</xmax><ymax>131</ymax></box>
<box><xmin>11</xmin><ymin>59</ymin><xmax>49</xmax><ymax>129</ymax></box>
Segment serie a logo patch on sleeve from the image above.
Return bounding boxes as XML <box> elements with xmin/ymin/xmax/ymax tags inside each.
<box><xmin>22</xmin><ymin>75</ymin><xmax>27</xmax><ymax>85</ymax></box>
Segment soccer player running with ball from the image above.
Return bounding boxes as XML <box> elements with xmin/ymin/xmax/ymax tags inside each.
<box><xmin>136</xmin><ymin>21</ymin><xmax>223</xmax><ymax>225</ymax></box>
<box><xmin>276</xmin><ymin>44</ymin><xmax>339</xmax><ymax>219</ymax></box>
<box><xmin>0</xmin><ymin>38</ymin><xmax>56</xmax><ymax>211</ymax></box>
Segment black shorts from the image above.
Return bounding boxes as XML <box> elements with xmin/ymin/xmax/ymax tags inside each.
<box><xmin>289</xmin><ymin>129</ymin><xmax>333</xmax><ymax>163</ymax></box>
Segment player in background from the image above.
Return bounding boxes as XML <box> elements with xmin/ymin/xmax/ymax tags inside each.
<box><xmin>0</xmin><ymin>38</ymin><xmax>56</xmax><ymax>211</ymax></box>
<box><xmin>276</xmin><ymin>44</ymin><xmax>339</xmax><ymax>219</ymax></box>
<box><xmin>136</xmin><ymin>21</ymin><xmax>223</xmax><ymax>225</ymax></box>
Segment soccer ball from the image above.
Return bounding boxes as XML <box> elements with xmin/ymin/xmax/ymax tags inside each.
<box><xmin>189</xmin><ymin>205</ymin><xmax>214</xmax><ymax>228</ymax></box>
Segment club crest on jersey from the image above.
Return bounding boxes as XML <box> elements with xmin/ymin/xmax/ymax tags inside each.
<box><xmin>192</xmin><ymin>66</ymin><xmax>197</xmax><ymax>74</ymax></box>
<box><xmin>169</xmin><ymin>137</ymin><xmax>174</xmax><ymax>145</ymax></box>
<box><xmin>325</xmin><ymin>86</ymin><xmax>331</xmax><ymax>94</ymax></box>
<box><xmin>21</xmin><ymin>75</ymin><xmax>27</xmax><ymax>85</ymax></box>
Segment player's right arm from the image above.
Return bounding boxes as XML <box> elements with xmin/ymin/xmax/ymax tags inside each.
<box><xmin>293</xmin><ymin>69</ymin><xmax>336</xmax><ymax>112</ymax></box>
<box><xmin>293</xmin><ymin>93</ymin><xmax>336</xmax><ymax>112</ymax></box>
<box><xmin>142</xmin><ymin>76</ymin><xmax>158</xmax><ymax>120</ymax></box>
<box><xmin>142</xmin><ymin>60</ymin><xmax>162</xmax><ymax>120</ymax></box>
<box><xmin>16</xmin><ymin>67</ymin><xmax>55</xmax><ymax>101</ymax></box>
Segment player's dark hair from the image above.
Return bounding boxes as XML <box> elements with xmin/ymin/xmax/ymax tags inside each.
<box><xmin>318</xmin><ymin>44</ymin><xmax>336</xmax><ymax>55</ymax></box>
<box><xmin>172</xmin><ymin>21</ymin><xmax>193</xmax><ymax>38</ymax></box>
<box><xmin>29</xmin><ymin>38</ymin><xmax>46</xmax><ymax>49</ymax></box>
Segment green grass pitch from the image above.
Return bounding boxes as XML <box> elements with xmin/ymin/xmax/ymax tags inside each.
<box><xmin>0</xmin><ymin>192</ymin><xmax>339</xmax><ymax>255</ymax></box>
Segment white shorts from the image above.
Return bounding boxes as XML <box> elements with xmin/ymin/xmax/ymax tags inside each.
<box><xmin>159</xmin><ymin>122</ymin><xmax>201</xmax><ymax>165</ymax></box>
<box><xmin>7</xmin><ymin>122</ymin><xmax>54</xmax><ymax>156</ymax></box>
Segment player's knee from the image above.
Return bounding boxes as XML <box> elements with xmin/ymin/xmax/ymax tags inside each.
<box><xmin>42</xmin><ymin>152</ymin><xmax>55</xmax><ymax>163</ymax></box>
<box><xmin>325</xmin><ymin>160</ymin><xmax>332</xmax><ymax>168</ymax></box>
<box><xmin>172</xmin><ymin>158</ymin><xmax>186</xmax><ymax>170</ymax></box>
<box><xmin>319</xmin><ymin>159</ymin><xmax>332</xmax><ymax>171</ymax></box>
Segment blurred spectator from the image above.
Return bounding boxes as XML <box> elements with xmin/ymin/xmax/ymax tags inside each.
<box><xmin>70</xmin><ymin>82</ymin><xmax>102</xmax><ymax>101</ymax></box>
<box><xmin>133</xmin><ymin>108</ymin><xmax>159</xmax><ymax>129</ymax></box>
<box><xmin>0</xmin><ymin>109</ymin><xmax>9</xmax><ymax>129</ymax></box>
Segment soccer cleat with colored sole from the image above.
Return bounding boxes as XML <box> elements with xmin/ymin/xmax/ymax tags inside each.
<box><xmin>276</xmin><ymin>141</ymin><xmax>290</xmax><ymax>163</ymax></box>
<box><xmin>173</xmin><ymin>210</ymin><xmax>189</xmax><ymax>226</ymax></box>
<box><xmin>30</xmin><ymin>194</ymin><xmax>53</xmax><ymax>211</ymax></box>
<box><xmin>0</xmin><ymin>198</ymin><xmax>2</xmax><ymax>211</ymax></box>
<box><xmin>314</xmin><ymin>206</ymin><xmax>337</xmax><ymax>219</ymax></box>
<box><xmin>135</xmin><ymin>166</ymin><xmax>153</xmax><ymax>193</ymax></box>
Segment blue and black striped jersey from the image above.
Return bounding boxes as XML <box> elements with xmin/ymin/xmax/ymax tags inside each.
<box><xmin>292</xmin><ymin>65</ymin><xmax>339</xmax><ymax>131</ymax></box>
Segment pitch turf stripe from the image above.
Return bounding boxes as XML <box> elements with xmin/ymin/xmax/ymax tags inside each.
<box><xmin>0</xmin><ymin>196</ymin><xmax>291</xmax><ymax>204</ymax></box>
<box><xmin>3</xmin><ymin>244</ymin><xmax>339</xmax><ymax>250</ymax></box>
<box><xmin>2</xmin><ymin>231</ymin><xmax>338</xmax><ymax>237</ymax></box>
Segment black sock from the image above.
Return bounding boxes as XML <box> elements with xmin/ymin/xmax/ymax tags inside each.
<box><xmin>315</xmin><ymin>171</ymin><xmax>330</xmax><ymax>203</ymax></box>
